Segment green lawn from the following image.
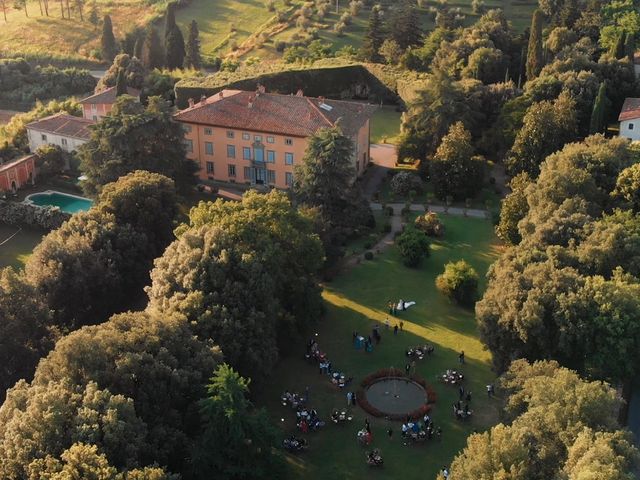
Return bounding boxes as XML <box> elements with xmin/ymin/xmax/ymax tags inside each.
<box><xmin>0</xmin><ymin>222</ymin><xmax>44</xmax><ymax>270</ymax></box>
<box><xmin>370</xmin><ymin>106</ymin><xmax>403</xmax><ymax>145</ymax></box>
<box><xmin>174</xmin><ymin>0</ymin><xmax>297</xmax><ymax>61</ymax></box>
<box><xmin>258</xmin><ymin>215</ymin><xmax>503</xmax><ymax>480</ymax></box>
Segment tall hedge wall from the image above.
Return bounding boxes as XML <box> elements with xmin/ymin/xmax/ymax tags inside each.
<box><xmin>174</xmin><ymin>60</ymin><xmax>426</xmax><ymax>108</ymax></box>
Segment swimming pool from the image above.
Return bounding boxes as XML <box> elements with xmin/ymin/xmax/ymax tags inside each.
<box><xmin>25</xmin><ymin>190</ymin><xmax>93</xmax><ymax>214</ymax></box>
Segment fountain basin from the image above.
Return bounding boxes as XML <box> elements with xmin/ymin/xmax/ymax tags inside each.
<box><xmin>365</xmin><ymin>377</ymin><xmax>428</xmax><ymax>415</ymax></box>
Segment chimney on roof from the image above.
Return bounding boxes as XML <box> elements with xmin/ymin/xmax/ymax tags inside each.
<box><xmin>296</xmin><ymin>89</ymin><xmax>304</xmax><ymax>97</ymax></box>
<box><xmin>200</xmin><ymin>94</ymin><xmax>207</xmax><ymax>105</ymax></box>
<box><xmin>258</xmin><ymin>84</ymin><xmax>266</xmax><ymax>94</ymax></box>
<box><xmin>248</xmin><ymin>95</ymin><xmax>255</xmax><ymax>109</ymax></box>
<box><xmin>188</xmin><ymin>98</ymin><xmax>194</xmax><ymax>107</ymax></box>
<box><xmin>318</xmin><ymin>96</ymin><xmax>325</xmax><ymax>105</ymax></box>
<box><xmin>219</xmin><ymin>90</ymin><xmax>224</xmax><ymax>99</ymax></box>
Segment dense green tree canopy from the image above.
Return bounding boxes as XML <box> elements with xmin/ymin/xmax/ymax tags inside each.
<box><xmin>26</xmin><ymin>171</ymin><xmax>178</xmax><ymax>329</ymax></box>
<box><xmin>30</xmin><ymin>311</ymin><xmax>220</xmax><ymax>472</ymax></box>
<box><xmin>447</xmin><ymin>360</ymin><xmax>638</xmax><ymax>480</ymax></box>
<box><xmin>97</xmin><ymin>53</ymin><xmax>146</xmax><ymax>90</ymax></box>
<box><xmin>478</xmin><ymin>136</ymin><xmax>640</xmax><ymax>379</ymax></box>
<box><xmin>0</xmin><ymin>268</ymin><xmax>54</xmax><ymax>401</ymax></box>
<box><xmin>148</xmin><ymin>190</ymin><xmax>323</xmax><ymax>378</ymax></box>
<box><xmin>78</xmin><ymin>96</ymin><xmax>196</xmax><ymax>194</ymax></box>
<box><xmin>189</xmin><ymin>364</ymin><xmax>286</xmax><ymax>479</ymax></box>
<box><xmin>293</xmin><ymin>126</ymin><xmax>372</xmax><ymax>261</ymax></box>
<box><xmin>496</xmin><ymin>172</ymin><xmax>532</xmax><ymax>245</ymax></box>
<box><xmin>506</xmin><ymin>93</ymin><xmax>577</xmax><ymax>176</ymax></box>
<box><xmin>430</xmin><ymin>121</ymin><xmax>484</xmax><ymax>200</ymax></box>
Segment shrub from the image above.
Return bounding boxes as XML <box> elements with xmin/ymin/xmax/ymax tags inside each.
<box><xmin>435</xmin><ymin>260</ymin><xmax>478</xmax><ymax>307</ymax></box>
<box><xmin>266</xmin><ymin>0</ymin><xmax>275</xmax><ymax>11</ymax></box>
<box><xmin>414</xmin><ymin>211</ymin><xmax>444</xmax><ymax>237</ymax></box>
<box><xmin>396</xmin><ymin>228</ymin><xmax>430</xmax><ymax>267</ymax></box>
<box><xmin>364</xmin><ymin>241</ymin><xmax>373</xmax><ymax>249</ymax></box>
<box><xmin>364</xmin><ymin>251</ymin><xmax>374</xmax><ymax>260</ymax></box>
<box><xmin>275</xmin><ymin>40</ymin><xmax>288</xmax><ymax>52</ymax></box>
<box><xmin>390</xmin><ymin>171</ymin><xmax>424</xmax><ymax>197</ymax></box>
<box><xmin>334</xmin><ymin>21</ymin><xmax>346</xmax><ymax>36</ymax></box>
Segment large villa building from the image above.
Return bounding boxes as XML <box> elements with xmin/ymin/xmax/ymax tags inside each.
<box><xmin>173</xmin><ymin>88</ymin><xmax>377</xmax><ymax>190</ymax></box>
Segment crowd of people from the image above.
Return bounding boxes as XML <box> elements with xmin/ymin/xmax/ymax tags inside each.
<box><xmin>400</xmin><ymin>413</ymin><xmax>442</xmax><ymax>445</ymax></box>
<box><xmin>406</xmin><ymin>344</ymin><xmax>435</xmax><ymax>360</ymax></box>
<box><xmin>280</xmin><ymin>311</ymin><xmax>491</xmax><ymax>474</ymax></box>
<box><xmin>441</xmin><ymin>368</ymin><xmax>465</xmax><ymax>385</ymax></box>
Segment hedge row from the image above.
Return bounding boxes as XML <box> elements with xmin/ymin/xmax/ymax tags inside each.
<box><xmin>0</xmin><ymin>200</ymin><xmax>70</xmax><ymax>231</ymax></box>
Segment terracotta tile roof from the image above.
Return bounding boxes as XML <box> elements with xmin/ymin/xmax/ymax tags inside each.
<box><xmin>79</xmin><ymin>86</ymin><xmax>141</xmax><ymax>105</ymax></box>
<box><xmin>0</xmin><ymin>154</ymin><xmax>35</xmax><ymax>174</ymax></box>
<box><xmin>26</xmin><ymin>113</ymin><xmax>94</xmax><ymax>140</ymax></box>
<box><xmin>619</xmin><ymin>98</ymin><xmax>640</xmax><ymax>121</ymax></box>
<box><xmin>173</xmin><ymin>90</ymin><xmax>377</xmax><ymax>137</ymax></box>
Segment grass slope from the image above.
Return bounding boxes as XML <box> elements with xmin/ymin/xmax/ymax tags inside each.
<box><xmin>0</xmin><ymin>0</ymin><xmax>161</xmax><ymax>64</ymax></box>
<box><xmin>0</xmin><ymin>0</ymin><xmax>535</xmax><ymax>64</ymax></box>
<box><xmin>259</xmin><ymin>215</ymin><xmax>503</xmax><ymax>480</ymax></box>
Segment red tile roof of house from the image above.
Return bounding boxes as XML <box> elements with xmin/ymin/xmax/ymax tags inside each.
<box><xmin>26</xmin><ymin>113</ymin><xmax>94</xmax><ymax>140</ymax></box>
<box><xmin>173</xmin><ymin>90</ymin><xmax>377</xmax><ymax>137</ymax></box>
<box><xmin>619</xmin><ymin>98</ymin><xmax>640</xmax><ymax>121</ymax></box>
<box><xmin>79</xmin><ymin>85</ymin><xmax>141</xmax><ymax>105</ymax></box>
<box><xmin>0</xmin><ymin>154</ymin><xmax>36</xmax><ymax>174</ymax></box>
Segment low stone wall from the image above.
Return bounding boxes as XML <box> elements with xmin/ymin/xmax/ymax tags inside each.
<box><xmin>0</xmin><ymin>199</ymin><xmax>70</xmax><ymax>231</ymax></box>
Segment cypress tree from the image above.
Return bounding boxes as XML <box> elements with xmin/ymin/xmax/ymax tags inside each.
<box><xmin>142</xmin><ymin>27</ymin><xmax>164</xmax><ymax>70</ymax></box>
<box><xmin>164</xmin><ymin>4</ymin><xmax>185</xmax><ymax>69</ymax></box>
<box><xmin>589</xmin><ymin>82</ymin><xmax>608</xmax><ymax>134</ymax></box>
<box><xmin>389</xmin><ymin>0</ymin><xmax>422</xmax><ymax>50</ymax></box>
<box><xmin>88</xmin><ymin>0</ymin><xmax>98</xmax><ymax>27</ymax></box>
<box><xmin>526</xmin><ymin>9</ymin><xmax>543</xmax><ymax>81</ymax></box>
<box><xmin>624</xmin><ymin>32</ymin><xmax>635</xmax><ymax>62</ymax></box>
<box><xmin>361</xmin><ymin>4</ymin><xmax>384</xmax><ymax>62</ymax></box>
<box><xmin>164</xmin><ymin>3</ymin><xmax>177</xmax><ymax>39</ymax></box>
<box><xmin>611</xmin><ymin>31</ymin><xmax>626</xmax><ymax>59</ymax></box>
<box><xmin>101</xmin><ymin>14</ymin><xmax>118</xmax><ymax>62</ymax></box>
<box><xmin>133</xmin><ymin>37</ymin><xmax>143</xmax><ymax>59</ymax></box>
<box><xmin>184</xmin><ymin>20</ymin><xmax>202</xmax><ymax>69</ymax></box>
<box><xmin>166</xmin><ymin>27</ymin><xmax>186</xmax><ymax>69</ymax></box>
<box><xmin>115</xmin><ymin>68</ymin><xmax>127</xmax><ymax>96</ymax></box>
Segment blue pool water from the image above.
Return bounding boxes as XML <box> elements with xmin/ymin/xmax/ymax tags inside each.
<box><xmin>26</xmin><ymin>191</ymin><xmax>93</xmax><ymax>213</ymax></box>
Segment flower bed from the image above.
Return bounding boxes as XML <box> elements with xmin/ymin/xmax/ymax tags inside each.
<box><xmin>356</xmin><ymin>368</ymin><xmax>437</xmax><ymax>420</ymax></box>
